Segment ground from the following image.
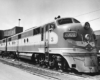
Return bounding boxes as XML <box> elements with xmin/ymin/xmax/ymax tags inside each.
<box><xmin>0</xmin><ymin>62</ymin><xmax>47</xmax><ymax>80</ymax></box>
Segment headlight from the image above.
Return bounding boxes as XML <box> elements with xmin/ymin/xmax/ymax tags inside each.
<box><xmin>85</xmin><ymin>34</ymin><xmax>91</xmax><ymax>41</ymax></box>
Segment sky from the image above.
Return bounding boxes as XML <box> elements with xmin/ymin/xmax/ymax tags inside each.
<box><xmin>0</xmin><ymin>0</ymin><xmax>100</xmax><ymax>31</ymax></box>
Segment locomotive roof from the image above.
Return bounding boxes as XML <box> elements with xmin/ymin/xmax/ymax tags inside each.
<box><xmin>3</xmin><ymin>17</ymin><xmax>79</xmax><ymax>40</ymax></box>
<box><xmin>6</xmin><ymin>21</ymin><xmax>55</xmax><ymax>39</ymax></box>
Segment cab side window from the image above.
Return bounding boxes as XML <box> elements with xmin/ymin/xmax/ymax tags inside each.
<box><xmin>45</xmin><ymin>23</ymin><xmax>56</xmax><ymax>32</ymax></box>
<box><xmin>50</xmin><ymin>23</ymin><xmax>56</xmax><ymax>30</ymax></box>
<box><xmin>41</xmin><ymin>27</ymin><xmax>44</xmax><ymax>41</ymax></box>
<box><xmin>18</xmin><ymin>34</ymin><xmax>21</xmax><ymax>39</ymax></box>
<box><xmin>33</xmin><ymin>27</ymin><xmax>40</xmax><ymax>35</ymax></box>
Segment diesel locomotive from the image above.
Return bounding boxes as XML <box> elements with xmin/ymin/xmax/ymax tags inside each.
<box><xmin>0</xmin><ymin>16</ymin><xmax>98</xmax><ymax>73</ymax></box>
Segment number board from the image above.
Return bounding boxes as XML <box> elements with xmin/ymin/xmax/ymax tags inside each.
<box><xmin>63</xmin><ymin>31</ymin><xmax>77</xmax><ymax>39</ymax></box>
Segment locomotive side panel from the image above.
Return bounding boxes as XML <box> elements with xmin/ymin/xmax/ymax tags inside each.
<box><xmin>18</xmin><ymin>23</ymin><xmax>58</xmax><ymax>53</ymax></box>
<box><xmin>7</xmin><ymin>35</ymin><xmax>18</xmax><ymax>52</ymax></box>
<box><xmin>0</xmin><ymin>39</ymin><xmax>6</xmax><ymax>51</ymax></box>
<box><xmin>18</xmin><ymin>35</ymin><xmax>41</xmax><ymax>52</ymax></box>
<box><xmin>18</xmin><ymin>28</ymin><xmax>41</xmax><ymax>52</ymax></box>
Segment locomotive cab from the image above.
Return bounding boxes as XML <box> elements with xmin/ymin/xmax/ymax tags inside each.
<box><xmin>53</xmin><ymin>17</ymin><xmax>98</xmax><ymax>73</ymax></box>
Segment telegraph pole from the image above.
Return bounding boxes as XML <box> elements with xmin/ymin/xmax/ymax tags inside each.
<box><xmin>18</xmin><ymin>19</ymin><xmax>21</xmax><ymax>26</ymax></box>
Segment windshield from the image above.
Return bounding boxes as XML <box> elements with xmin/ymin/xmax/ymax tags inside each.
<box><xmin>57</xmin><ymin>18</ymin><xmax>72</xmax><ymax>25</ymax></box>
<box><xmin>57</xmin><ymin>18</ymin><xmax>80</xmax><ymax>25</ymax></box>
<box><xmin>73</xmin><ymin>19</ymin><xmax>80</xmax><ymax>23</ymax></box>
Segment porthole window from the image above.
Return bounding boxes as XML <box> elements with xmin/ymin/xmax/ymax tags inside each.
<box><xmin>27</xmin><ymin>38</ymin><xmax>29</xmax><ymax>42</ymax></box>
<box><xmin>12</xmin><ymin>42</ymin><xmax>15</xmax><ymax>45</ymax></box>
<box><xmin>24</xmin><ymin>39</ymin><xmax>26</xmax><ymax>43</ymax></box>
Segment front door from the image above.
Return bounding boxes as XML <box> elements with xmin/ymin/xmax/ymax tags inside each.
<box><xmin>44</xmin><ymin>25</ymin><xmax>50</xmax><ymax>62</ymax></box>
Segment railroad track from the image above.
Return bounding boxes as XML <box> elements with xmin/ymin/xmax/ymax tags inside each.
<box><xmin>0</xmin><ymin>57</ymin><xmax>97</xmax><ymax>80</ymax></box>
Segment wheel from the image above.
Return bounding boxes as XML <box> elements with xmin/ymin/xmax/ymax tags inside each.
<box><xmin>16</xmin><ymin>52</ymin><xmax>20</xmax><ymax>60</ymax></box>
<box><xmin>48</xmin><ymin>60</ymin><xmax>54</xmax><ymax>69</ymax></box>
<box><xmin>39</xmin><ymin>58</ymin><xmax>43</xmax><ymax>66</ymax></box>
